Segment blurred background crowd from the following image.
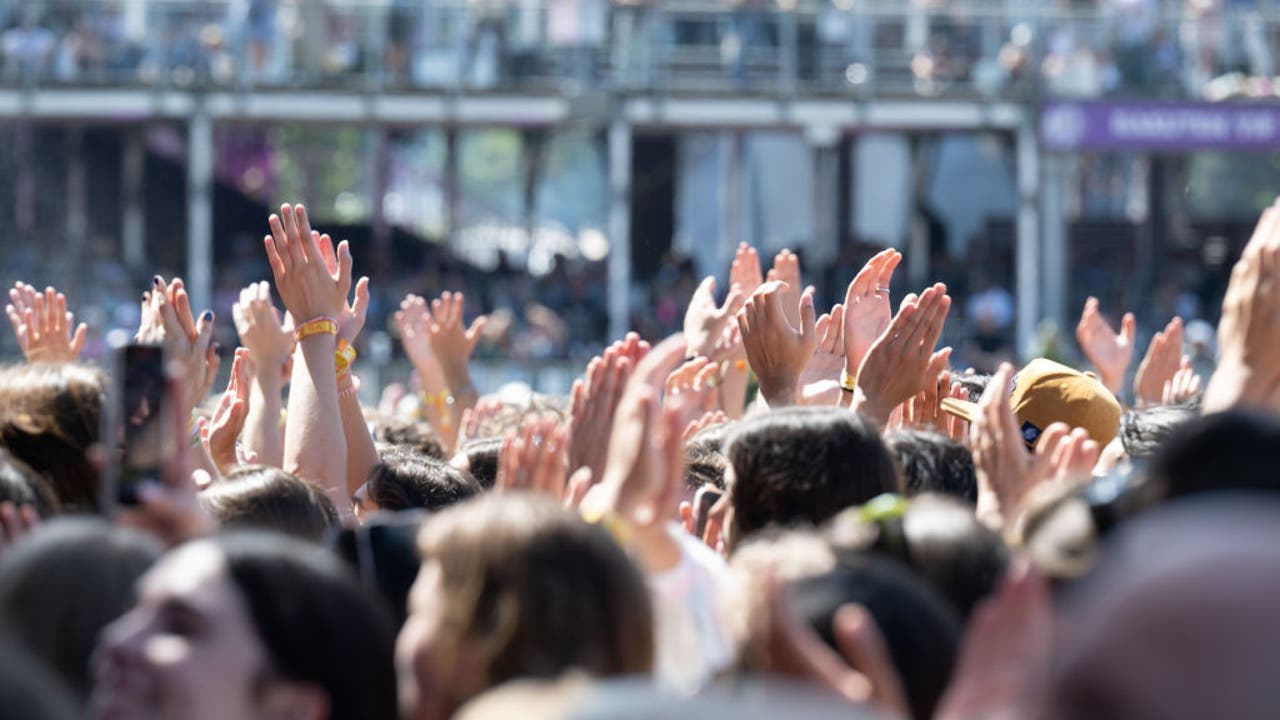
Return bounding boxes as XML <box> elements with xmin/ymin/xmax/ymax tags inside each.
<box><xmin>3</xmin><ymin>0</ymin><xmax>1280</xmax><ymax>394</ymax></box>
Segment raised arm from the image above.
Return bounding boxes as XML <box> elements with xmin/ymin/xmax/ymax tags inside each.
<box><xmin>231</xmin><ymin>281</ymin><xmax>293</xmax><ymax>468</ymax></box>
<box><xmin>6</xmin><ymin>282</ymin><xmax>88</xmax><ymax>364</ymax></box>
<box><xmin>263</xmin><ymin>203</ymin><xmax>352</xmax><ymax>518</ymax></box>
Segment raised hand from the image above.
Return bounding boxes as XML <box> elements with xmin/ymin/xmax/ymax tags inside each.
<box><xmin>766</xmin><ymin>249</ymin><xmax>807</xmax><ymax>328</ymax></box>
<box><xmin>664</xmin><ymin>355</ymin><xmax>720</xmax><ymax>414</ymax></box>
<box><xmin>232</xmin><ymin>281</ymin><xmax>294</xmax><ymax>374</ymax></box>
<box><xmin>263</xmin><ymin>203</ymin><xmax>350</xmax><ymax>516</ymax></box>
<box><xmin>1203</xmin><ymin>200</ymin><xmax>1280</xmax><ymax>412</ymax></box>
<box><xmin>264</xmin><ymin>204</ymin><xmax>351</xmax><ymax>324</ymax></box>
<box><xmin>139</xmin><ymin>277</ymin><xmax>220</xmax><ymax>420</ymax></box>
<box><xmin>198</xmin><ymin>348</ymin><xmax>251</xmax><ymax>475</ymax></box>
<box><xmin>6</xmin><ymin>282</ymin><xmax>88</xmax><ymax>363</ymax></box>
<box><xmin>1075</xmin><ymin>297</ymin><xmax>1135</xmax><ymax>395</ymax></box>
<box><xmin>426</xmin><ymin>291</ymin><xmax>486</xmax><ymax>393</ymax></box>
<box><xmin>1132</xmin><ymin>316</ymin><xmax>1183</xmax><ymax>407</ymax></box>
<box><xmin>498</xmin><ymin>415</ymin><xmax>571</xmax><ymax>502</ymax></box>
<box><xmin>748</xmin><ymin>572</ymin><xmax>909</xmax><ymax>717</ymax></box>
<box><xmin>842</xmin><ymin>249</ymin><xmax>902</xmax><ymax>376</ymax></box>
<box><xmin>853</xmin><ymin>284</ymin><xmax>951</xmax><ymax>425</ymax></box>
<box><xmin>797</xmin><ymin>303</ymin><xmax>846</xmax><ymax>406</ymax></box>
<box><xmin>730</xmin><ymin>242</ymin><xmax>765</xmax><ymax>297</ymax></box>
<box><xmin>971</xmin><ymin>363</ymin><xmax>1100</xmax><ymax>531</ymax></box>
<box><xmin>682</xmin><ymin>410</ymin><xmax>729</xmax><ymax>443</ymax></box>
<box><xmin>309</xmin><ymin>230</ymin><xmax>370</xmax><ymax>343</ymax></box>
<box><xmin>395</xmin><ymin>294</ymin><xmax>444</xmax><ymax>379</ymax></box>
<box><xmin>736</xmin><ymin>281</ymin><xmax>817</xmax><ymax>408</ymax></box>
<box><xmin>1162</xmin><ymin>358</ymin><xmax>1202</xmax><ymax>406</ymax></box>
<box><xmin>568</xmin><ymin>333</ymin><xmax>649</xmax><ymax>481</ymax></box>
<box><xmin>684</xmin><ymin>276</ymin><xmax>746</xmax><ymax>358</ymax></box>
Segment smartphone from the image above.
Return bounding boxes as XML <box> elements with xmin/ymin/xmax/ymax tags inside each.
<box><xmin>102</xmin><ymin>344</ymin><xmax>168</xmax><ymax>511</ymax></box>
<box><xmin>693</xmin><ymin>486</ymin><xmax>724</xmax><ymax>538</ymax></box>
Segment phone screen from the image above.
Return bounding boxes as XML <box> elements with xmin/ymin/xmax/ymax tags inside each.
<box><xmin>112</xmin><ymin>344</ymin><xmax>166</xmax><ymax>507</ymax></box>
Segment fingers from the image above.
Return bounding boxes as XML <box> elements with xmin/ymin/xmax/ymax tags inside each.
<box><xmin>292</xmin><ymin>205</ymin><xmax>318</xmax><ymax>263</ymax></box>
<box><xmin>1120</xmin><ymin>312</ymin><xmax>1137</xmax><ymax>344</ymax></box>
<box><xmin>352</xmin><ymin>275</ymin><xmax>371</xmax><ymax>323</ymax></box>
<box><xmin>799</xmin><ymin>287</ymin><xmax>817</xmax><ymax>343</ymax></box>
<box><xmin>336</xmin><ymin>239</ymin><xmax>354</xmax><ymax>293</ymax></box>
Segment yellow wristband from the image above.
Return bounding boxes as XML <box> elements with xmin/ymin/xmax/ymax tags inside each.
<box><xmin>335</xmin><ymin>339</ymin><xmax>358</xmax><ymax>374</ymax></box>
<box><xmin>581</xmin><ymin>507</ymin><xmax>634</xmax><ymax>548</ymax></box>
<box><xmin>295</xmin><ymin>316</ymin><xmax>338</xmax><ymax>342</ymax></box>
<box><xmin>840</xmin><ymin>368</ymin><xmax>858</xmax><ymax>393</ymax></box>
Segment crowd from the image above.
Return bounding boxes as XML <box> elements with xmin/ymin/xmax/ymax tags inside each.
<box><xmin>4</xmin><ymin>0</ymin><xmax>1274</xmax><ymax>96</ymax></box>
<box><xmin>1</xmin><ymin>195</ymin><xmax>1280</xmax><ymax>719</ymax></box>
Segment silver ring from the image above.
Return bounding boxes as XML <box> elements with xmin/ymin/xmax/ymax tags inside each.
<box><xmin>875</xmin><ymin>287</ymin><xmax>891</xmax><ymax>294</ymax></box>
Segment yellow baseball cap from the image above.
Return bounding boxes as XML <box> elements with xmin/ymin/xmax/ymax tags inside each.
<box><xmin>940</xmin><ymin>358</ymin><xmax>1122</xmax><ymax>447</ymax></box>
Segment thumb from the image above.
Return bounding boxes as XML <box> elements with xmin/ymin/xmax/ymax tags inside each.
<box><xmin>1121</xmin><ymin>313</ymin><xmax>1136</xmax><ymax>343</ymax></box>
<box><xmin>799</xmin><ymin>288</ymin><xmax>817</xmax><ymax>340</ymax></box>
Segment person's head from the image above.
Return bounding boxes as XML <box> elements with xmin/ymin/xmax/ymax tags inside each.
<box><xmin>451</xmin><ymin>437</ymin><xmax>503</xmax><ymax>490</ymax></box>
<box><xmin>1147</xmin><ymin>410</ymin><xmax>1280</xmax><ymax>500</ymax></box>
<box><xmin>200</xmin><ymin>467</ymin><xmax>339</xmax><ymax>542</ymax></box>
<box><xmin>0</xmin><ymin>363</ymin><xmax>106</xmax><ymax>511</ymax></box>
<box><xmin>941</xmin><ymin>359</ymin><xmax>1122</xmax><ymax>448</ymax></box>
<box><xmin>787</xmin><ymin>557</ymin><xmax>962</xmax><ymax>720</ymax></box>
<box><xmin>827</xmin><ymin>494</ymin><xmax>1009</xmax><ymax>620</ymax></box>
<box><xmin>724</xmin><ymin>407</ymin><xmax>899</xmax><ymax>551</ymax></box>
<box><xmin>329</xmin><ymin>511</ymin><xmax>425</xmax><ymax>630</ymax></box>
<box><xmin>0</xmin><ymin>447</ymin><xmax>60</xmax><ymax>517</ymax></box>
<box><xmin>0</xmin><ymin>518</ymin><xmax>161</xmax><ymax>702</ymax></box>
<box><xmin>374</xmin><ymin>418</ymin><xmax>446</xmax><ymax>460</ymax></box>
<box><xmin>884</xmin><ymin>429</ymin><xmax>978</xmax><ymax>506</ymax></box>
<box><xmin>0</xmin><ymin>638</ymin><xmax>80</xmax><ymax>720</ymax></box>
<box><xmin>1048</xmin><ymin>493</ymin><xmax>1280</xmax><ymax>720</ymax></box>
<box><xmin>684</xmin><ymin>422</ymin><xmax>731</xmax><ymax>493</ymax></box>
<box><xmin>359</xmin><ymin>449</ymin><xmax>482</xmax><ymax>519</ymax></box>
<box><xmin>1118</xmin><ymin>404</ymin><xmax>1197</xmax><ymax>461</ymax></box>
<box><xmin>398</xmin><ymin>494</ymin><xmax>653</xmax><ymax>720</ymax></box>
<box><xmin>92</xmin><ymin>531</ymin><xmax>398</xmax><ymax>720</ymax></box>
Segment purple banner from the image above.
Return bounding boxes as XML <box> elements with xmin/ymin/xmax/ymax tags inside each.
<box><xmin>1040</xmin><ymin>101</ymin><xmax>1280</xmax><ymax>152</ymax></box>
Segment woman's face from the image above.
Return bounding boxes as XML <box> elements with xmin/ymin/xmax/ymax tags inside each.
<box><xmin>396</xmin><ymin>559</ymin><xmax>482</xmax><ymax>720</ymax></box>
<box><xmin>90</xmin><ymin>542</ymin><xmax>275</xmax><ymax>720</ymax></box>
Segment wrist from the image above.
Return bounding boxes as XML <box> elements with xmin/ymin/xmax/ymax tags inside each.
<box><xmin>760</xmin><ymin>380</ymin><xmax>797</xmax><ymax>408</ymax></box>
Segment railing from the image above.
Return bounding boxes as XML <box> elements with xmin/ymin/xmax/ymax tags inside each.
<box><xmin>3</xmin><ymin>1</ymin><xmax>1279</xmax><ymax>101</ymax></box>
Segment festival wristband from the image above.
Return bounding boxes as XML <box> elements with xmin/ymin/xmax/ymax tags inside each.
<box><xmin>840</xmin><ymin>368</ymin><xmax>858</xmax><ymax>393</ymax></box>
<box><xmin>295</xmin><ymin>316</ymin><xmax>338</xmax><ymax>342</ymax></box>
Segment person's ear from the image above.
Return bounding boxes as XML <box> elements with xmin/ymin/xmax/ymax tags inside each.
<box><xmin>258</xmin><ymin>680</ymin><xmax>329</xmax><ymax>720</ymax></box>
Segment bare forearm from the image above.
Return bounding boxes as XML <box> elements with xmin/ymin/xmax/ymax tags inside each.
<box><xmin>244</xmin><ymin>372</ymin><xmax>284</xmax><ymax>468</ymax></box>
<box><xmin>339</xmin><ymin>381</ymin><xmax>380</xmax><ymax>496</ymax></box>
<box><xmin>285</xmin><ymin>337</ymin><xmax>351</xmax><ymax>518</ymax></box>
<box><xmin>719</xmin><ymin>365</ymin><xmax>750</xmax><ymax>420</ymax></box>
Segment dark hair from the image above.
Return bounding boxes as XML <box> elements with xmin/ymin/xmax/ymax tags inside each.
<box><xmin>726</xmin><ymin>407</ymin><xmax>899</xmax><ymax>550</ymax></box>
<box><xmin>366</xmin><ymin>449</ymin><xmax>481</xmax><ymax>512</ymax></box>
<box><xmin>374</xmin><ymin>417</ymin><xmax>446</xmax><ymax>460</ymax></box>
<box><xmin>456</xmin><ymin>437</ymin><xmax>503</xmax><ymax>490</ymax></box>
<box><xmin>684</xmin><ymin>422</ymin><xmax>732</xmax><ymax>492</ymax></box>
<box><xmin>0</xmin><ymin>363</ymin><xmax>106</xmax><ymax>511</ymax></box>
<box><xmin>951</xmin><ymin>372</ymin><xmax>991</xmax><ymax>402</ymax></box>
<box><xmin>215</xmin><ymin>531</ymin><xmax>398</xmax><ymax>720</ymax></box>
<box><xmin>0</xmin><ymin>639</ymin><xmax>79</xmax><ymax>720</ymax></box>
<box><xmin>0</xmin><ymin>518</ymin><xmax>161</xmax><ymax>701</ymax></box>
<box><xmin>417</xmin><ymin>495</ymin><xmax>653</xmax><ymax>692</ymax></box>
<box><xmin>201</xmin><ymin>466</ymin><xmax>338</xmax><ymax>542</ymax></box>
<box><xmin>827</xmin><ymin>494</ymin><xmax>1009</xmax><ymax>621</ymax></box>
<box><xmin>1148</xmin><ymin>410</ymin><xmax>1280</xmax><ymax>499</ymax></box>
<box><xmin>0</xmin><ymin>448</ymin><xmax>60</xmax><ymax>517</ymax></box>
<box><xmin>884</xmin><ymin>429</ymin><xmax>978</xmax><ymax>506</ymax></box>
<box><xmin>1119</xmin><ymin>404</ymin><xmax>1196</xmax><ymax>460</ymax></box>
<box><xmin>788</xmin><ymin>556</ymin><xmax>962</xmax><ymax>720</ymax></box>
<box><xmin>328</xmin><ymin>511</ymin><xmax>425</xmax><ymax>629</ymax></box>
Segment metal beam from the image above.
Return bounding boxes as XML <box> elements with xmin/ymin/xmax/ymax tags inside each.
<box><xmin>186</xmin><ymin>106</ymin><xmax>213</xmax><ymax>316</ymax></box>
<box><xmin>607</xmin><ymin>119</ymin><xmax>632</xmax><ymax>342</ymax></box>
<box><xmin>1015</xmin><ymin>110</ymin><xmax>1041</xmax><ymax>361</ymax></box>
